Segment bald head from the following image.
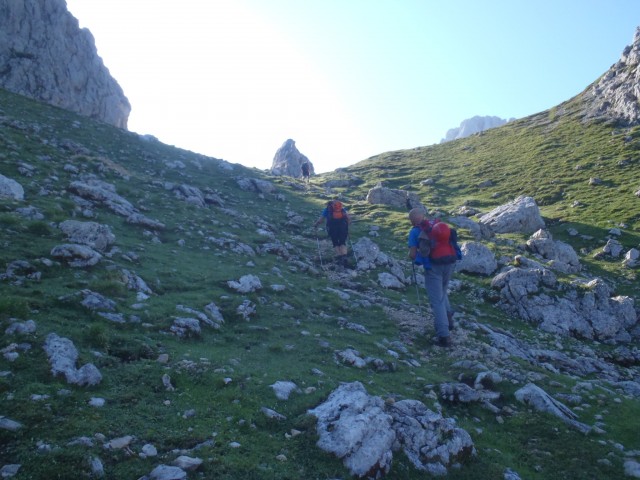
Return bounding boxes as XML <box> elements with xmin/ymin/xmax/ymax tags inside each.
<box><xmin>408</xmin><ymin>208</ymin><xmax>426</xmax><ymax>226</ymax></box>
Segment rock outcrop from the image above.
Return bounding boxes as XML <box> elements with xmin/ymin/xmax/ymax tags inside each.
<box><xmin>0</xmin><ymin>0</ymin><xmax>130</xmax><ymax>128</ymax></box>
<box><xmin>308</xmin><ymin>382</ymin><xmax>475</xmax><ymax>478</ymax></box>
<box><xmin>491</xmin><ymin>266</ymin><xmax>637</xmax><ymax>342</ymax></box>
<box><xmin>581</xmin><ymin>27</ymin><xmax>640</xmax><ymax>126</ymax></box>
<box><xmin>270</xmin><ymin>139</ymin><xmax>314</xmax><ymax>178</ymax></box>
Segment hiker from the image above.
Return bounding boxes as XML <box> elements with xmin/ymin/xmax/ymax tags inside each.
<box><xmin>301</xmin><ymin>162</ymin><xmax>310</xmax><ymax>184</ymax></box>
<box><xmin>313</xmin><ymin>200</ymin><xmax>351</xmax><ymax>266</ymax></box>
<box><xmin>407</xmin><ymin>207</ymin><xmax>459</xmax><ymax>347</ymax></box>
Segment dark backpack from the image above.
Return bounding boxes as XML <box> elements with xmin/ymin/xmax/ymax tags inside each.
<box><xmin>417</xmin><ymin>219</ymin><xmax>461</xmax><ymax>264</ymax></box>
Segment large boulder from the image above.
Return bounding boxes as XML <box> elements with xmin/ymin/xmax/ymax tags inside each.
<box><xmin>514</xmin><ymin>383</ymin><xmax>591</xmax><ymax>434</ymax></box>
<box><xmin>270</xmin><ymin>139</ymin><xmax>314</xmax><ymax>178</ymax></box>
<box><xmin>0</xmin><ymin>174</ymin><xmax>24</xmax><ymax>200</ymax></box>
<box><xmin>455</xmin><ymin>241</ymin><xmax>497</xmax><ymax>276</ymax></box>
<box><xmin>43</xmin><ymin>333</ymin><xmax>102</xmax><ymax>386</ymax></box>
<box><xmin>478</xmin><ymin>196</ymin><xmax>545</xmax><ymax>234</ymax></box>
<box><xmin>59</xmin><ymin>220</ymin><xmax>115</xmax><ymax>252</ymax></box>
<box><xmin>67</xmin><ymin>180</ymin><xmax>135</xmax><ymax>216</ymax></box>
<box><xmin>352</xmin><ymin>237</ymin><xmax>407</xmax><ymax>283</ymax></box>
<box><xmin>50</xmin><ymin>243</ymin><xmax>102</xmax><ymax>267</ymax></box>
<box><xmin>0</xmin><ymin>0</ymin><xmax>130</xmax><ymax>128</ymax></box>
<box><xmin>366</xmin><ymin>183</ymin><xmax>423</xmax><ymax>210</ymax></box>
<box><xmin>308</xmin><ymin>382</ymin><xmax>475</xmax><ymax>478</ymax></box>
<box><xmin>526</xmin><ymin>229</ymin><xmax>581</xmax><ymax>273</ymax></box>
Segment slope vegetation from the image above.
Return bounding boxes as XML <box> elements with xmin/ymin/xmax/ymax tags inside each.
<box><xmin>0</xmin><ymin>88</ymin><xmax>639</xmax><ymax>479</ymax></box>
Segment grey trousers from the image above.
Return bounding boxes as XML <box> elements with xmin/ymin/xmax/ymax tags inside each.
<box><xmin>423</xmin><ymin>263</ymin><xmax>455</xmax><ymax>338</ymax></box>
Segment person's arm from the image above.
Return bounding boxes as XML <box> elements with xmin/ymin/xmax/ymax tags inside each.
<box><xmin>408</xmin><ymin>227</ymin><xmax>418</xmax><ymax>260</ymax></box>
<box><xmin>313</xmin><ymin>209</ymin><xmax>327</xmax><ymax>227</ymax></box>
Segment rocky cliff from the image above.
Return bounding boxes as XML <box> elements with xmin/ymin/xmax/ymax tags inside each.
<box><xmin>0</xmin><ymin>0</ymin><xmax>130</xmax><ymax>129</ymax></box>
<box><xmin>581</xmin><ymin>27</ymin><xmax>640</xmax><ymax>126</ymax></box>
<box><xmin>440</xmin><ymin>115</ymin><xmax>513</xmax><ymax>143</ymax></box>
<box><xmin>270</xmin><ymin>139</ymin><xmax>315</xmax><ymax>177</ymax></box>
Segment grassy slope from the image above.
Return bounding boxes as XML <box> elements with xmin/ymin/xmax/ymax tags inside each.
<box><xmin>0</xmin><ymin>87</ymin><xmax>639</xmax><ymax>479</ymax></box>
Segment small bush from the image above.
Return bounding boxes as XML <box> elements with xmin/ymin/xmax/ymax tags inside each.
<box><xmin>26</xmin><ymin>221</ymin><xmax>52</xmax><ymax>236</ymax></box>
<box><xmin>0</xmin><ymin>296</ymin><xmax>30</xmax><ymax>319</ymax></box>
<box><xmin>85</xmin><ymin>323</ymin><xmax>109</xmax><ymax>350</ymax></box>
<box><xmin>108</xmin><ymin>335</ymin><xmax>156</xmax><ymax>362</ymax></box>
<box><xmin>0</xmin><ymin>213</ymin><xmax>19</xmax><ymax>227</ymax></box>
<box><xmin>88</xmin><ymin>276</ymin><xmax>127</xmax><ymax>297</ymax></box>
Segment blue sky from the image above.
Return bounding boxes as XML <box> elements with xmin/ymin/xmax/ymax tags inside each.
<box><xmin>65</xmin><ymin>0</ymin><xmax>640</xmax><ymax>173</ymax></box>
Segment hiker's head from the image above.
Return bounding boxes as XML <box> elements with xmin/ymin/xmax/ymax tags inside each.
<box><xmin>408</xmin><ymin>208</ymin><xmax>426</xmax><ymax>226</ymax></box>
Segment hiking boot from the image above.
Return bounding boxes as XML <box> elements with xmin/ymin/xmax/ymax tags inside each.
<box><xmin>435</xmin><ymin>336</ymin><xmax>452</xmax><ymax>348</ymax></box>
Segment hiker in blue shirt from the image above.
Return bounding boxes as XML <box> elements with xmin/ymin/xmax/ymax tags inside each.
<box><xmin>408</xmin><ymin>207</ymin><xmax>456</xmax><ymax>348</ymax></box>
<box><xmin>314</xmin><ymin>200</ymin><xmax>351</xmax><ymax>266</ymax></box>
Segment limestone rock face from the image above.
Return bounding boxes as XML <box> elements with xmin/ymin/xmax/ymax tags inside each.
<box><xmin>440</xmin><ymin>115</ymin><xmax>513</xmax><ymax>143</ymax></box>
<box><xmin>581</xmin><ymin>27</ymin><xmax>640</xmax><ymax>126</ymax></box>
<box><xmin>270</xmin><ymin>139</ymin><xmax>314</xmax><ymax>177</ymax></box>
<box><xmin>0</xmin><ymin>0</ymin><xmax>130</xmax><ymax>128</ymax></box>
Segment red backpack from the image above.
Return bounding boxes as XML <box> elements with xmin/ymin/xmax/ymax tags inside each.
<box><xmin>417</xmin><ymin>219</ymin><xmax>459</xmax><ymax>264</ymax></box>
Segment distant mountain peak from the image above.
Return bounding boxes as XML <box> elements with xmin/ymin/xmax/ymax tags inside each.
<box><xmin>581</xmin><ymin>26</ymin><xmax>640</xmax><ymax>125</ymax></box>
<box><xmin>440</xmin><ymin>115</ymin><xmax>514</xmax><ymax>143</ymax></box>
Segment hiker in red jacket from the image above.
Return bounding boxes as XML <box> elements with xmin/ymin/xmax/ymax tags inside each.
<box><xmin>314</xmin><ymin>200</ymin><xmax>351</xmax><ymax>266</ymax></box>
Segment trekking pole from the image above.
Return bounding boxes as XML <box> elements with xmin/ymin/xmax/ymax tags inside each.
<box><xmin>348</xmin><ymin>236</ymin><xmax>358</xmax><ymax>266</ymax></box>
<box><xmin>411</xmin><ymin>263</ymin><xmax>423</xmax><ymax>316</ymax></box>
<box><xmin>316</xmin><ymin>234</ymin><xmax>325</xmax><ymax>270</ymax></box>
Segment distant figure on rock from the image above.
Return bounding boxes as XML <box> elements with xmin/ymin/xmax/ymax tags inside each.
<box><xmin>301</xmin><ymin>161</ymin><xmax>310</xmax><ymax>184</ymax></box>
<box><xmin>314</xmin><ymin>200</ymin><xmax>351</xmax><ymax>267</ymax></box>
<box><xmin>407</xmin><ymin>208</ymin><xmax>461</xmax><ymax>348</ymax></box>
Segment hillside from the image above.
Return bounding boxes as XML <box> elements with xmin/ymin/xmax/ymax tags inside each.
<box><xmin>1</xmin><ymin>82</ymin><xmax>639</xmax><ymax>480</ymax></box>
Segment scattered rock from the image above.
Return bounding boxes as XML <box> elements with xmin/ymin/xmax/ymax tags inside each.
<box><xmin>366</xmin><ymin>183</ymin><xmax>423</xmax><ymax>210</ymax></box>
<box><xmin>58</xmin><ymin>220</ymin><xmax>115</xmax><ymax>252</ymax></box>
<box><xmin>50</xmin><ymin>243</ymin><xmax>102</xmax><ymax>267</ymax></box>
<box><xmin>146</xmin><ymin>464</ymin><xmax>187</xmax><ymax>480</ymax></box>
<box><xmin>227</xmin><ymin>274</ymin><xmax>262</xmax><ymax>293</ymax></box>
<box><xmin>5</xmin><ymin>319</ymin><xmax>36</xmax><ymax>335</ymax></box>
<box><xmin>43</xmin><ymin>333</ymin><xmax>102</xmax><ymax>386</ymax></box>
<box><xmin>0</xmin><ymin>174</ymin><xmax>25</xmax><ymax>200</ymax></box>
<box><xmin>0</xmin><ymin>417</ymin><xmax>23</xmax><ymax>431</ymax></box>
<box><xmin>172</xmin><ymin>456</ymin><xmax>202</xmax><ymax>471</ymax></box>
<box><xmin>270</xmin><ymin>381</ymin><xmax>299</xmax><ymax>400</ymax></box>
<box><xmin>514</xmin><ymin>383</ymin><xmax>591</xmax><ymax>434</ymax></box>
